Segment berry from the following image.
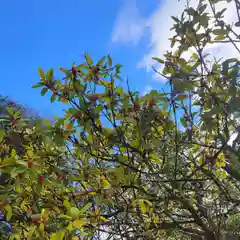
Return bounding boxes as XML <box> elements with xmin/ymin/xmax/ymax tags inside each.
<box><xmin>72</xmin><ymin>66</ymin><xmax>77</xmax><ymax>77</ymax></box>
<box><xmin>88</xmin><ymin>94</ymin><xmax>100</xmax><ymax>102</ymax></box>
<box><xmin>56</xmin><ymin>172</ymin><xmax>65</xmax><ymax>180</ymax></box>
<box><xmin>133</xmin><ymin>103</ymin><xmax>140</xmax><ymax>112</ymax></box>
<box><xmin>39</xmin><ymin>175</ymin><xmax>44</xmax><ymax>182</ymax></box>
<box><xmin>108</xmin><ymin>89</ymin><xmax>114</xmax><ymax>97</ymax></box>
<box><xmin>150</xmin><ymin>99</ymin><xmax>156</xmax><ymax>106</ymax></box>
<box><xmin>52</xmin><ymin>87</ymin><xmax>57</xmax><ymax>93</ymax></box>
<box><xmin>30</xmin><ymin>214</ymin><xmax>41</xmax><ymax>222</ymax></box>
<box><xmin>184</xmin><ymin>114</ymin><xmax>191</xmax><ymax>122</ymax></box>
<box><xmin>18</xmin><ymin>173</ymin><xmax>24</xmax><ymax>178</ymax></box>
<box><xmin>71</xmin><ymin>113</ymin><xmax>85</xmax><ymax>121</ymax></box>
<box><xmin>92</xmin><ymin>66</ymin><xmax>100</xmax><ymax>74</ymax></box>
<box><xmin>28</xmin><ymin>160</ymin><xmax>33</xmax><ymax>169</ymax></box>
<box><xmin>31</xmin><ymin>217</ymin><xmax>40</xmax><ymax>222</ymax></box>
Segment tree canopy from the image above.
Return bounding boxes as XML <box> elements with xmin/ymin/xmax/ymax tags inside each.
<box><xmin>1</xmin><ymin>0</ymin><xmax>240</xmax><ymax>239</ymax></box>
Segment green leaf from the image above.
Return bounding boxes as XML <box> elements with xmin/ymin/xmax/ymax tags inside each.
<box><xmin>46</xmin><ymin>68</ymin><xmax>54</xmax><ymax>82</ymax></box>
<box><xmin>0</xmin><ymin>129</ymin><xmax>4</xmax><ymax>142</ymax></box>
<box><xmin>60</xmin><ymin>67</ymin><xmax>69</xmax><ymax>74</ymax></box>
<box><xmin>170</xmin><ymin>38</ymin><xmax>176</xmax><ymax>48</ymax></box>
<box><xmin>5</xmin><ymin>204</ymin><xmax>12</xmax><ymax>221</ymax></box>
<box><xmin>185</xmin><ymin>7</ymin><xmax>197</xmax><ymax>16</ymax></box>
<box><xmin>212</xmin><ymin>29</ymin><xmax>226</xmax><ymax>35</ymax></box>
<box><xmin>27</xmin><ymin>226</ymin><xmax>36</xmax><ymax>240</ymax></box>
<box><xmin>32</xmin><ymin>82</ymin><xmax>44</xmax><ymax>88</ymax></box>
<box><xmin>215</xmin><ymin>8</ymin><xmax>227</xmax><ymax>18</ymax></box>
<box><xmin>27</xmin><ymin>149</ymin><xmax>34</xmax><ymax>158</ymax></box>
<box><xmin>73</xmin><ymin>219</ymin><xmax>87</xmax><ymax>228</ymax></box>
<box><xmin>79</xmin><ymin>202</ymin><xmax>92</xmax><ymax>214</ymax></box>
<box><xmin>15</xmin><ymin>177</ymin><xmax>21</xmax><ymax>193</ymax></box>
<box><xmin>235</xmin><ymin>21</ymin><xmax>240</xmax><ymax>27</ymax></box>
<box><xmin>115</xmin><ymin>64</ymin><xmax>123</xmax><ymax>73</ymax></box>
<box><xmin>44</xmin><ymin>119</ymin><xmax>52</xmax><ymax>128</ymax></box>
<box><xmin>171</xmin><ymin>16</ymin><xmax>179</xmax><ymax>22</ymax></box>
<box><xmin>50</xmin><ymin>232</ymin><xmax>65</xmax><ymax>240</ymax></box>
<box><xmin>63</xmin><ymin>199</ymin><xmax>71</xmax><ymax>210</ymax></box>
<box><xmin>97</xmin><ymin>56</ymin><xmax>106</xmax><ymax>66</ymax></box>
<box><xmin>38</xmin><ymin>68</ymin><xmax>45</xmax><ymax>81</ymax></box>
<box><xmin>214</xmin><ymin>35</ymin><xmax>226</xmax><ymax>41</ymax></box>
<box><xmin>199</xmin><ymin>14</ymin><xmax>209</xmax><ymax>27</ymax></box>
<box><xmin>58</xmin><ymin>214</ymin><xmax>72</xmax><ymax>219</ymax></box>
<box><xmin>198</xmin><ymin>4</ymin><xmax>207</xmax><ymax>14</ymax></box>
<box><xmin>152</xmin><ymin>57</ymin><xmax>165</xmax><ymax>64</ymax></box>
<box><xmin>85</xmin><ymin>54</ymin><xmax>93</xmax><ymax>66</ymax></box>
<box><xmin>51</xmin><ymin>93</ymin><xmax>57</xmax><ymax>103</ymax></box>
<box><xmin>6</xmin><ymin>107</ymin><xmax>14</xmax><ymax>116</ymax></box>
<box><xmin>9</xmin><ymin>234</ymin><xmax>20</xmax><ymax>240</ymax></box>
<box><xmin>107</xmin><ymin>55</ymin><xmax>113</xmax><ymax>67</ymax></box>
<box><xmin>73</xmin><ymin>81</ymin><xmax>85</xmax><ymax>93</ymax></box>
<box><xmin>41</xmin><ymin>87</ymin><xmax>48</xmax><ymax>96</ymax></box>
<box><xmin>180</xmin><ymin>117</ymin><xmax>188</xmax><ymax>128</ymax></box>
<box><xmin>175</xmin><ymin>94</ymin><xmax>188</xmax><ymax>101</ymax></box>
<box><xmin>222</xmin><ymin>60</ymin><xmax>229</xmax><ymax>75</ymax></box>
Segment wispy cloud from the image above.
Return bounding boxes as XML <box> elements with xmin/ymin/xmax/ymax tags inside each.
<box><xmin>112</xmin><ymin>0</ymin><xmax>239</xmax><ymax>81</ymax></box>
<box><xmin>140</xmin><ymin>0</ymin><xmax>238</xmax><ymax>80</ymax></box>
<box><xmin>141</xmin><ymin>84</ymin><xmax>153</xmax><ymax>96</ymax></box>
<box><xmin>111</xmin><ymin>0</ymin><xmax>147</xmax><ymax>45</ymax></box>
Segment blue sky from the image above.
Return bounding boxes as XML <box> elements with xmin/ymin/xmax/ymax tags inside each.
<box><xmin>0</xmin><ymin>0</ymin><xmax>237</xmax><ymax>119</ymax></box>
<box><xmin>0</xmin><ymin>0</ymin><xmax>164</xmax><ymax>118</ymax></box>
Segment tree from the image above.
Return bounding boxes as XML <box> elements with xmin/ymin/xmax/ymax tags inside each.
<box><xmin>0</xmin><ymin>96</ymin><xmax>42</xmax><ymax>238</ymax></box>
<box><xmin>1</xmin><ymin>0</ymin><xmax>240</xmax><ymax>239</ymax></box>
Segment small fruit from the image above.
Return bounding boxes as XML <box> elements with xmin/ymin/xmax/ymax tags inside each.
<box><xmin>52</xmin><ymin>87</ymin><xmax>57</xmax><ymax>93</ymax></box>
<box><xmin>184</xmin><ymin>114</ymin><xmax>191</xmax><ymax>122</ymax></box>
<box><xmin>71</xmin><ymin>112</ymin><xmax>85</xmax><ymax>121</ymax></box>
<box><xmin>18</xmin><ymin>173</ymin><xmax>24</xmax><ymax>178</ymax></box>
<box><xmin>92</xmin><ymin>66</ymin><xmax>100</xmax><ymax>74</ymax></box>
<box><xmin>31</xmin><ymin>214</ymin><xmax>41</xmax><ymax>222</ymax></box>
<box><xmin>28</xmin><ymin>160</ymin><xmax>33</xmax><ymax>169</ymax></box>
<box><xmin>150</xmin><ymin>99</ymin><xmax>156</xmax><ymax>106</ymax></box>
<box><xmin>65</xmin><ymin>124</ymin><xmax>73</xmax><ymax>130</ymax></box>
<box><xmin>108</xmin><ymin>88</ymin><xmax>114</xmax><ymax>97</ymax></box>
<box><xmin>56</xmin><ymin>172</ymin><xmax>65</xmax><ymax>180</ymax></box>
<box><xmin>39</xmin><ymin>175</ymin><xmax>44</xmax><ymax>182</ymax></box>
<box><xmin>133</xmin><ymin>103</ymin><xmax>140</xmax><ymax>111</ymax></box>
<box><xmin>88</xmin><ymin>94</ymin><xmax>100</xmax><ymax>102</ymax></box>
<box><xmin>72</xmin><ymin>66</ymin><xmax>77</xmax><ymax>77</ymax></box>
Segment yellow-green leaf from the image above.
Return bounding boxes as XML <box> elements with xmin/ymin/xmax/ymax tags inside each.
<box><xmin>5</xmin><ymin>204</ymin><xmax>12</xmax><ymax>221</ymax></box>
<box><xmin>107</xmin><ymin>55</ymin><xmax>112</xmax><ymax>67</ymax></box>
<box><xmin>0</xmin><ymin>129</ymin><xmax>5</xmax><ymax>142</ymax></box>
<box><xmin>38</xmin><ymin>68</ymin><xmax>45</xmax><ymax>81</ymax></box>
<box><xmin>85</xmin><ymin>54</ymin><xmax>93</xmax><ymax>65</ymax></box>
<box><xmin>73</xmin><ymin>219</ymin><xmax>87</xmax><ymax>228</ymax></box>
<box><xmin>39</xmin><ymin>222</ymin><xmax>45</xmax><ymax>232</ymax></box>
<box><xmin>50</xmin><ymin>232</ymin><xmax>65</xmax><ymax>240</ymax></box>
<box><xmin>9</xmin><ymin>234</ymin><xmax>20</xmax><ymax>240</ymax></box>
<box><xmin>46</xmin><ymin>68</ymin><xmax>54</xmax><ymax>82</ymax></box>
<box><xmin>63</xmin><ymin>199</ymin><xmax>71</xmax><ymax>210</ymax></box>
<box><xmin>79</xmin><ymin>202</ymin><xmax>92</xmax><ymax>214</ymax></box>
<box><xmin>27</xmin><ymin>149</ymin><xmax>34</xmax><ymax>158</ymax></box>
<box><xmin>27</xmin><ymin>226</ymin><xmax>36</xmax><ymax>240</ymax></box>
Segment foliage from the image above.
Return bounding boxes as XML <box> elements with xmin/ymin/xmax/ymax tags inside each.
<box><xmin>1</xmin><ymin>0</ymin><xmax>240</xmax><ymax>239</ymax></box>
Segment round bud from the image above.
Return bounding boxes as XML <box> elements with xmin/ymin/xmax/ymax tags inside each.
<box><xmin>39</xmin><ymin>175</ymin><xmax>44</xmax><ymax>182</ymax></box>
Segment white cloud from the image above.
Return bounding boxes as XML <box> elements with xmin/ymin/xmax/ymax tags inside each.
<box><xmin>141</xmin><ymin>84</ymin><xmax>153</xmax><ymax>95</ymax></box>
<box><xmin>141</xmin><ymin>0</ymin><xmax>238</xmax><ymax>80</ymax></box>
<box><xmin>112</xmin><ymin>0</ymin><xmax>239</xmax><ymax>81</ymax></box>
<box><xmin>111</xmin><ymin>0</ymin><xmax>147</xmax><ymax>45</ymax></box>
